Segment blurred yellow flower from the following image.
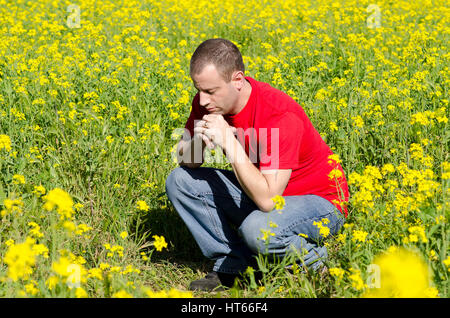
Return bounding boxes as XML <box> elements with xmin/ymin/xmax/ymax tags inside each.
<box><xmin>42</xmin><ymin>188</ymin><xmax>74</xmax><ymax>220</ymax></box>
<box><xmin>75</xmin><ymin>287</ymin><xmax>88</xmax><ymax>298</ymax></box>
<box><xmin>1</xmin><ymin>198</ymin><xmax>24</xmax><ymax>216</ymax></box>
<box><xmin>0</xmin><ymin>134</ymin><xmax>11</xmax><ymax>151</ymax></box>
<box><xmin>443</xmin><ymin>256</ymin><xmax>450</xmax><ymax>271</ymax></box>
<box><xmin>348</xmin><ymin>268</ymin><xmax>366</xmax><ymax>291</ymax></box>
<box><xmin>3</xmin><ymin>237</ymin><xmax>37</xmax><ymax>281</ymax></box>
<box><xmin>363</xmin><ymin>248</ymin><xmax>437</xmax><ymax>298</ymax></box>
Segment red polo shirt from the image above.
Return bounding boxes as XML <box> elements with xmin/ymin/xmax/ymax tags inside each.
<box><xmin>184</xmin><ymin>77</ymin><xmax>349</xmax><ymax>216</ymax></box>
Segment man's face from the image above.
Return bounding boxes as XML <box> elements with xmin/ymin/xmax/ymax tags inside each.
<box><xmin>191</xmin><ymin>64</ymin><xmax>239</xmax><ymax>115</ymax></box>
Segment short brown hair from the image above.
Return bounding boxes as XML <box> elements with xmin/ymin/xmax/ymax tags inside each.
<box><xmin>190</xmin><ymin>38</ymin><xmax>245</xmax><ymax>82</ymax></box>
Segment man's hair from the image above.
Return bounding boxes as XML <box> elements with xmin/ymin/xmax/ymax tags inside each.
<box><xmin>190</xmin><ymin>38</ymin><xmax>245</xmax><ymax>82</ymax></box>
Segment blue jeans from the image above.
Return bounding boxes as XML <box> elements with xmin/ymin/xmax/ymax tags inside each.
<box><xmin>165</xmin><ymin>166</ymin><xmax>344</xmax><ymax>274</ymax></box>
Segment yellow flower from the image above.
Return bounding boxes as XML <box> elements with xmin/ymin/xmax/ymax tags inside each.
<box><xmin>75</xmin><ymin>223</ymin><xmax>93</xmax><ymax>236</ymax></box>
<box><xmin>169</xmin><ymin>110</ymin><xmax>180</xmax><ymax>120</ymax></box>
<box><xmin>42</xmin><ymin>188</ymin><xmax>74</xmax><ymax>220</ymax></box>
<box><xmin>120</xmin><ymin>231</ymin><xmax>128</xmax><ymax>239</ymax></box>
<box><xmin>313</xmin><ymin>220</ymin><xmax>330</xmax><ymax>238</ymax></box>
<box><xmin>381</xmin><ymin>163</ymin><xmax>395</xmax><ymax>175</ymax></box>
<box><xmin>104</xmin><ymin>244</ymin><xmax>124</xmax><ymax>258</ymax></box>
<box><xmin>24</xmin><ymin>281</ymin><xmax>39</xmax><ymax>296</ymax></box>
<box><xmin>260</xmin><ymin>228</ymin><xmax>275</xmax><ymax>241</ymax></box>
<box><xmin>329</xmin><ymin>267</ymin><xmax>345</xmax><ymax>282</ymax></box>
<box><xmin>151</xmin><ymin>124</ymin><xmax>160</xmax><ymax>133</ymax></box>
<box><xmin>5</xmin><ymin>239</ymin><xmax>14</xmax><ymax>246</ymax></box>
<box><xmin>32</xmin><ymin>185</ymin><xmax>46</xmax><ymax>196</ymax></box>
<box><xmin>99</xmin><ymin>263</ymin><xmax>110</xmax><ymax>271</ymax></box>
<box><xmin>352</xmin><ymin>115</ymin><xmax>364</xmax><ymax>128</ymax></box>
<box><xmin>32</xmin><ymin>244</ymin><xmax>49</xmax><ymax>259</ymax></box>
<box><xmin>363</xmin><ymin>248</ymin><xmax>436</xmax><ymax>298</ymax></box>
<box><xmin>329</xmin><ymin>121</ymin><xmax>338</xmax><ymax>132</ymax></box>
<box><xmin>0</xmin><ymin>134</ymin><xmax>12</xmax><ymax>151</ymax></box>
<box><xmin>348</xmin><ymin>268</ymin><xmax>366</xmax><ymax>291</ymax></box>
<box><xmin>443</xmin><ymin>256</ymin><xmax>450</xmax><ymax>269</ymax></box>
<box><xmin>46</xmin><ymin>276</ymin><xmax>59</xmax><ymax>290</ymax></box>
<box><xmin>352</xmin><ymin>230</ymin><xmax>369</xmax><ymax>243</ymax></box>
<box><xmin>88</xmin><ymin>268</ymin><xmax>103</xmax><ymax>280</ymax></box>
<box><xmin>136</xmin><ymin>200</ymin><xmax>149</xmax><ymax>211</ymax></box>
<box><xmin>153</xmin><ymin>235</ymin><xmax>168</xmax><ymax>251</ymax></box>
<box><xmin>271</xmin><ymin>195</ymin><xmax>285</xmax><ymax>211</ymax></box>
<box><xmin>51</xmin><ymin>256</ymin><xmax>72</xmax><ymax>277</ymax></box>
<box><xmin>167</xmin><ymin>288</ymin><xmax>193</xmax><ymax>298</ymax></box>
<box><xmin>1</xmin><ymin>198</ymin><xmax>24</xmax><ymax>216</ymax></box>
<box><xmin>3</xmin><ymin>237</ymin><xmax>37</xmax><ymax>281</ymax></box>
<box><xmin>327</xmin><ymin>154</ymin><xmax>341</xmax><ymax>165</ymax></box>
<box><xmin>12</xmin><ymin>174</ymin><xmax>26</xmax><ymax>185</ymax></box>
<box><xmin>63</xmin><ymin>220</ymin><xmax>77</xmax><ymax>233</ymax></box>
<box><xmin>408</xmin><ymin>225</ymin><xmax>428</xmax><ymax>243</ymax></box>
<box><xmin>75</xmin><ymin>287</ymin><xmax>88</xmax><ymax>298</ymax></box>
<box><xmin>328</xmin><ymin>168</ymin><xmax>343</xmax><ymax>180</ymax></box>
<box><xmin>28</xmin><ymin>222</ymin><xmax>44</xmax><ymax>238</ymax></box>
<box><xmin>269</xmin><ymin>221</ymin><xmax>278</xmax><ymax>228</ymax></box>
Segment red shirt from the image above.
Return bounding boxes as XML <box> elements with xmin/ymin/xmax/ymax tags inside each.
<box><xmin>184</xmin><ymin>77</ymin><xmax>349</xmax><ymax>216</ymax></box>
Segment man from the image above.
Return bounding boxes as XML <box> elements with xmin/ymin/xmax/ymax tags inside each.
<box><xmin>165</xmin><ymin>38</ymin><xmax>349</xmax><ymax>291</ymax></box>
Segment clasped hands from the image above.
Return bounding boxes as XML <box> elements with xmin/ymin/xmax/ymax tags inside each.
<box><xmin>193</xmin><ymin>114</ymin><xmax>237</xmax><ymax>151</ymax></box>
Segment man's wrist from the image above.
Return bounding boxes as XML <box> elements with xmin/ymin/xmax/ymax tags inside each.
<box><xmin>221</xmin><ymin>129</ymin><xmax>234</xmax><ymax>152</ymax></box>
<box><xmin>224</xmin><ymin>136</ymin><xmax>245</xmax><ymax>164</ymax></box>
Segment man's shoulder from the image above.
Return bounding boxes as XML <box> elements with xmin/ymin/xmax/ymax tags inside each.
<box><xmin>249</xmin><ymin>77</ymin><xmax>303</xmax><ymax>117</ymax></box>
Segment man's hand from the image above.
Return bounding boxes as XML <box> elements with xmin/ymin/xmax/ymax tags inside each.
<box><xmin>193</xmin><ymin>116</ymin><xmax>215</xmax><ymax>150</ymax></box>
<box><xmin>194</xmin><ymin>114</ymin><xmax>236</xmax><ymax>150</ymax></box>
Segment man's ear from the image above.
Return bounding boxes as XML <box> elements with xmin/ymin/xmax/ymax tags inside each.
<box><xmin>231</xmin><ymin>71</ymin><xmax>246</xmax><ymax>90</ymax></box>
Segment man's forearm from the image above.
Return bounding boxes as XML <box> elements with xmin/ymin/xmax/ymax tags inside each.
<box><xmin>224</xmin><ymin>138</ymin><xmax>275</xmax><ymax>212</ymax></box>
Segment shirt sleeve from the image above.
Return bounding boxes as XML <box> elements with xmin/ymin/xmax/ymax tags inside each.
<box><xmin>259</xmin><ymin>112</ymin><xmax>303</xmax><ymax>170</ymax></box>
<box><xmin>184</xmin><ymin>93</ymin><xmax>203</xmax><ymax>138</ymax></box>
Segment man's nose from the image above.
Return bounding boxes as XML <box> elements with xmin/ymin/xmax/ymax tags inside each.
<box><xmin>199</xmin><ymin>91</ymin><xmax>210</xmax><ymax>107</ymax></box>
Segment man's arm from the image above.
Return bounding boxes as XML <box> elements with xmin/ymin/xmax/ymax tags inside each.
<box><xmin>224</xmin><ymin>137</ymin><xmax>292</xmax><ymax>212</ymax></box>
<box><xmin>195</xmin><ymin>114</ymin><xmax>292</xmax><ymax>211</ymax></box>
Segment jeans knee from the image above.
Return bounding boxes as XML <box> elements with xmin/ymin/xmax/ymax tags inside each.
<box><xmin>165</xmin><ymin>167</ymin><xmax>190</xmax><ymax>198</ymax></box>
<box><xmin>239</xmin><ymin>214</ymin><xmax>270</xmax><ymax>254</ymax></box>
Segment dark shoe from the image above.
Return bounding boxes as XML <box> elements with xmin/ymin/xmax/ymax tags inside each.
<box><xmin>189</xmin><ymin>271</ymin><xmax>239</xmax><ymax>292</ymax></box>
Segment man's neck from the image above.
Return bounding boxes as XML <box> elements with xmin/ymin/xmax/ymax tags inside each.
<box><xmin>231</xmin><ymin>79</ymin><xmax>252</xmax><ymax>115</ymax></box>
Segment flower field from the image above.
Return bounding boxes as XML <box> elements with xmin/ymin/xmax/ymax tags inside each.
<box><xmin>0</xmin><ymin>0</ymin><xmax>448</xmax><ymax>298</ymax></box>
